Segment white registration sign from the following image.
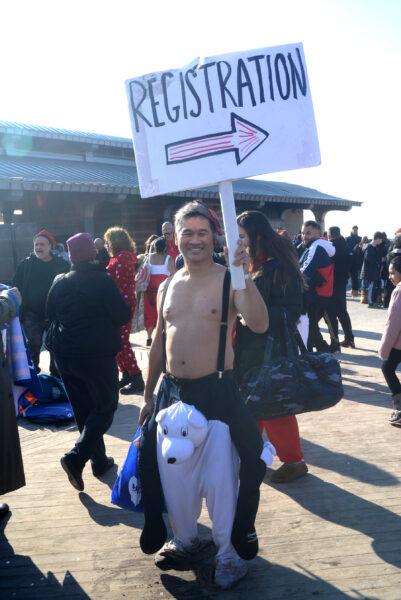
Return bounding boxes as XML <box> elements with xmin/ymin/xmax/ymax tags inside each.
<box><xmin>125</xmin><ymin>42</ymin><xmax>320</xmax><ymax>198</ymax></box>
<box><xmin>126</xmin><ymin>42</ymin><xmax>320</xmax><ymax>288</ymax></box>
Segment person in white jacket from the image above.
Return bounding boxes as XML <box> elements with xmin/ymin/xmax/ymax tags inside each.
<box><xmin>378</xmin><ymin>256</ymin><xmax>401</xmax><ymax>424</ymax></box>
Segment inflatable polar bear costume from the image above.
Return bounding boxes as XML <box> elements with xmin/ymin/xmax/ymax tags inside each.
<box><xmin>156</xmin><ymin>401</ymin><xmax>275</xmax><ymax>562</ymax></box>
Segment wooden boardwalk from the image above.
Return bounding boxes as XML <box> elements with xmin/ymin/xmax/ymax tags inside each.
<box><xmin>1</xmin><ymin>296</ymin><xmax>401</xmax><ymax>599</ymax></box>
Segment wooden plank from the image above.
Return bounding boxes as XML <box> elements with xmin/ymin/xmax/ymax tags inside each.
<box><xmin>2</xmin><ymin>296</ymin><xmax>401</xmax><ymax>599</ymax></box>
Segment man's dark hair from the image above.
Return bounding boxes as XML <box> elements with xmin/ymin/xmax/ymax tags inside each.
<box><xmin>373</xmin><ymin>231</ymin><xmax>384</xmax><ymax>240</ymax></box>
<box><xmin>393</xmin><ymin>233</ymin><xmax>401</xmax><ymax>249</ymax></box>
<box><xmin>303</xmin><ymin>220</ymin><xmax>321</xmax><ymax>231</ymax></box>
<box><xmin>390</xmin><ymin>255</ymin><xmax>401</xmax><ymax>274</ymax></box>
<box><xmin>174</xmin><ymin>201</ymin><xmax>223</xmax><ymax>245</ymax></box>
<box><xmin>328</xmin><ymin>226</ymin><xmax>341</xmax><ymax>238</ymax></box>
<box><xmin>352</xmin><ymin>225</ymin><xmax>358</xmax><ymax>230</ymax></box>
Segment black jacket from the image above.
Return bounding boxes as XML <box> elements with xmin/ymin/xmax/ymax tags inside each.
<box><xmin>45</xmin><ymin>263</ymin><xmax>132</xmax><ymax>357</ymax></box>
<box><xmin>96</xmin><ymin>246</ymin><xmax>110</xmax><ymax>270</ymax></box>
<box><xmin>331</xmin><ymin>236</ymin><xmax>350</xmax><ymax>288</ymax></box>
<box><xmin>13</xmin><ymin>253</ymin><xmax>70</xmax><ymax>318</ymax></box>
<box><xmin>345</xmin><ymin>233</ymin><xmax>361</xmax><ymax>253</ymax></box>
<box><xmin>234</xmin><ymin>258</ymin><xmax>302</xmax><ymax>383</ymax></box>
<box><xmin>360</xmin><ymin>244</ymin><xmax>381</xmax><ymax>281</ymax></box>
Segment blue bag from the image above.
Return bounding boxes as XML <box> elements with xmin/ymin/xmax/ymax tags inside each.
<box><xmin>111</xmin><ymin>426</ymin><xmax>144</xmax><ymax>512</ymax></box>
<box><xmin>23</xmin><ymin>401</ymin><xmax>74</xmax><ymax>424</ymax></box>
<box><xmin>36</xmin><ymin>374</ymin><xmax>67</xmax><ymax>404</ymax></box>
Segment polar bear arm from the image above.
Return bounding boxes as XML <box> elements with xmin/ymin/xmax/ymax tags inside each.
<box><xmin>156</xmin><ymin>408</ymin><xmax>168</xmax><ymax>423</ymax></box>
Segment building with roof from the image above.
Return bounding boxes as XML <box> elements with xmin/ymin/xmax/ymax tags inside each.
<box><xmin>0</xmin><ymin>120</ymin><xmax>361</xmax><ymax>279</ymax></box>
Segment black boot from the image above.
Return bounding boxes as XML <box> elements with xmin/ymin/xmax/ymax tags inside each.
<box><xmin>328</xmin><ymin>341</ymin><xmax>341</xmax><ymax>353</ymax></box>
<box><xmin>119</xmin><ymin>370</ymin><xmax>130</xmax><ymax>389</ymax></box>
<box><xmin>120</xmin><ymin>371</ymin><xmax>145</xmax><ymax>395</ymax></box>
<box><xmin>92</xmin><ymin>456</ymin><xmax>115</xmax><ymax>477</ymax></box>
<box><xmin>340</xmin><ymin>339</ymin><xmax>355</xmax><ymax>348</ymax></box>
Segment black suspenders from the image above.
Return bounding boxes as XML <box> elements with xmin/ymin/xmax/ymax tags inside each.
<box><xmin>217</xmin><ymin>269</ymin><xmax>231</xmax><ymax>377</ymax></box>
<box><xmin>160</xmin><ymin>269</ymin><xmax>232</xmax><ymax>377</ymax></box>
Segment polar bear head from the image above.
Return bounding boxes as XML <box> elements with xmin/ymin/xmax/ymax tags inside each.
<box><xmin>156</xmin><ymin>401</ymin><xmax>208</xmax><ymax>465</ymax></box>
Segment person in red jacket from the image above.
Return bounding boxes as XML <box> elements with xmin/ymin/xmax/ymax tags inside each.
<box><xmin>299</xmin><ymin>221</ymin><xmax>336</xmax><ymax>352</ymax></box>
<box><xmin>105</xmin><ymin>227</ymin><xmax>145</xmax><ymax>394</ymax></box>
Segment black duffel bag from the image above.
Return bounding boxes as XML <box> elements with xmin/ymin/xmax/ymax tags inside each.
<box><xmin>240</xmin><ymin>313</ymin><xmax>343</xmax><ymax>421</ymax></box>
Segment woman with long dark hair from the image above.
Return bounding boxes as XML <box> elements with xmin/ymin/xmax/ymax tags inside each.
<box><xmin>234</xmin><ymin>211</ymin><xmax>308</xmax><ymax>483</ymax></box>
<box><xmin>104</xmin><ymin>227</ymin><xmax>144</xmax><ymax>394</ymax></box>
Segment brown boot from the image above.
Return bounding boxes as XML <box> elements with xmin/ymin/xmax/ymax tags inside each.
<box><xmin>270</xmin><ymin>461</ymin><xmax>308</xmax><ymax>483</ymax></box>
<box><xmin>360</xmin><ymin>290</ymin><xmax>368</xmax><ymax>304</ymax></box>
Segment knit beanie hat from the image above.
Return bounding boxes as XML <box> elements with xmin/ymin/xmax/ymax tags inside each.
<box><xmin>34</xmin><ymin>229</ymin><xmax>56</xmax><ymax>248</ymax></box>
<box><xmin>67</xmin><ymin>233</ymin><xmax>96</xmax><ymax>264</ymax></box>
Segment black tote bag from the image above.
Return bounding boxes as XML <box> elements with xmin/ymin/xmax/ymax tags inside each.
<box><xmin>240</xmin><ymin>312</ymin><xmax>343</xmax><ymax>421</ymax></box>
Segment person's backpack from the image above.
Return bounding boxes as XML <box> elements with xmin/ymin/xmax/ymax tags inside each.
<box><xmin>135</xmin><ymin>257</ymin><xmax>151</xmax><ymax>292</ymax></box>
<box><xmin>22</xmin><ymin>374</ymin><xmax>74</xmax><ymax>425</ymax></box>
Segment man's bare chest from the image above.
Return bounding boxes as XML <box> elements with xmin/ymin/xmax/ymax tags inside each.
<box><xmin>164</xmin><ymin>282</ymin><xmax>223</xmax><ymax>326</ymax></box>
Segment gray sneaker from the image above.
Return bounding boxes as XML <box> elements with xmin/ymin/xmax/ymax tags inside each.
<box><xmin>214</xmin><ymin>555</ymin><xmax>248</xmax><ymax>590</ymax></box>
<box><xmin>389</xmin><ymin>410</ymin><xmax>401</xmax><ymax>424</ymax></box>
<box><xmin>155</xmin><ymin>537</ymin><xmax>216</xmax><ymax>571</ymax></box>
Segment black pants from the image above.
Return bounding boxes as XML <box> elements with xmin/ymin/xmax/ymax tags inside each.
<box><xmin>307</xmin><ymin>297</ymin><xmax>333</xmax><ymax>350</ymax></box>
<box><xmin>381</xmin><ymin>349</ymin><xmax>401</xmax><ymax>397</ymax></box>
<box><xmin>22</xmin><ymin>312</ymin><xmax>58</xmax><ymax>376</ymax></box>
<box><xmin>383</xmin><ymin>279</ymin><xmax>395</xmax><ymax>309</ymax></box>
<box><xmin>138</xmin><ymin>370</ymin><xmax>266</xmax><ymax>550</ymax></box>
<box><xmin>326</xmin><ymin>285</ymin><xmax>354</xmax><ymax>343</ymax></box>
<box><xmin>55</xmin><ymin>355</ymin><xmax>119</xmax><ymax>468</ymax></box>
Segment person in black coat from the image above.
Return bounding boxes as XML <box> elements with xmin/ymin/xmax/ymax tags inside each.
<box><xmin>46</xmin><ymin>233</ymin><xmax>132</xmax><ymax>491</ymax></box>
<box><xmin>13</xmin><ymin>230</ymin><xmax>70</xmax><ymax>375</ymax></box>
<box><xmin>326</xmin><ymin>227</ymin><xmax>355</xmax><ymax>349</ymax></box>
<box><xmin>94</xmin><ymin>237</ymin><xmax>110</xmax><ymax>270</ymax></box>
<box><xmin>360</xmin><ymin>232</ymin><xmax>384</xmax><ymax>307</ymax></box>
<box><xmin>345</xmin><ymin>227</ymin><xmax>362</xmax><ymax>295</ymax></box>
<box><xmin>345</xmin><ymin>226</ymin><xmax>362</xmax><ymax>253</ymax></box>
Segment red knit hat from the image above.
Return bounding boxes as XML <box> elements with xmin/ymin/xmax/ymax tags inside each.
<box><xmin>394</xmin><ymin>228</ymin><xmax>401</xmax><ymax>235</ymax></box>
<box><xmin>34</xmin><ymin>229</ymin><xmax>56</xmax><ymax>248</ymax></box>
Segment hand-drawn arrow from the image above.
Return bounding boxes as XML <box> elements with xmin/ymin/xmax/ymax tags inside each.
<box><xmin>165</xmin><ymin>113</ymin><xmax>269</xmax><ymax>166</ymax></box>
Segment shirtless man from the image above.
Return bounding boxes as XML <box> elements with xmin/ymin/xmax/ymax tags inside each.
<box><xmin>138</xmin><ymin>201</ymin><xmax>268</xmax><ymax>588</ymax></box>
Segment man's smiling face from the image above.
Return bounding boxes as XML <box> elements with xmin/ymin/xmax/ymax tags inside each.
<box><xmin>176</xmin><ymin>216</ymin><xmax>214</xmax><ymax>263</ymax></box>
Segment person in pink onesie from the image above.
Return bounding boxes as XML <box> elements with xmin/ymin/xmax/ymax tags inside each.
<box><xmin>378</xmin><ymin>256</ymin><xmax>401</xmax><ymax>424</ymax></box>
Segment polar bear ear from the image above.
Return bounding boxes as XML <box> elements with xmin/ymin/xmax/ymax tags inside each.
<box><xmin>156</xmin><ymin>408</ymin><xmax>168</xmax><ymax>423</ymax></box>
<box><xmin>187</xmin><ymin>408</ymin><xmax>207</xmax><ymax>429</ymax></box>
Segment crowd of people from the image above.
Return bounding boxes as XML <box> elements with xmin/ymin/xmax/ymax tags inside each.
<box><xmin>2</xmin><ymin>206</ymin><xmax>401</xmax><ymax>590</ymax></box>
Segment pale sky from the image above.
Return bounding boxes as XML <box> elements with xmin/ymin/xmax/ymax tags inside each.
<box><xmin>0</xmin><ymin>0</ymin><xmax>400</xmax><ymax>237</ymax></box>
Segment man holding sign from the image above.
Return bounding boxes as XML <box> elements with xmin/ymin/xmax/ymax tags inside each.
<box><xmin>127</xmin><ymin>41</ymin><xmax>320</xmax><ymax>588</ymax></box>
<box><xmin>138</xmin><ymin>201</ymin><xmax>269</xmax><ymax>588</ymax></box>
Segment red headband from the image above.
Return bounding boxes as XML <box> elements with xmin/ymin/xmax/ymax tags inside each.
<box><xmin>191</xmin><ymin>201</ymin><xmax>223</xmax><ymax>236</ymax></box>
